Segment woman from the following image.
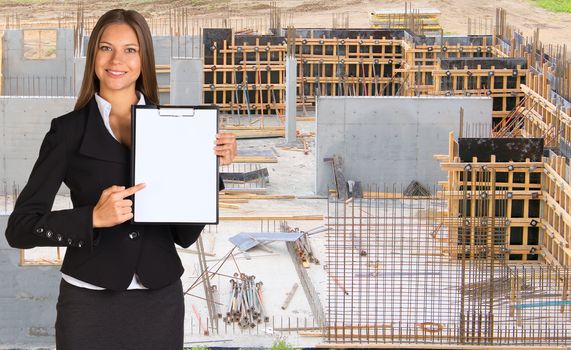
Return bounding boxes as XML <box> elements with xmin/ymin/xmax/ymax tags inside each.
<box><xmin>5</xmin><ymin>9</ymin><xmax>236</xmax><ymax>350</ymax></box>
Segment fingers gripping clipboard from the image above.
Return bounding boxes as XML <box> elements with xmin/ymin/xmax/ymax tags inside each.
<box><xmin>131</xmin><ymin>105</ymin><xmax>219</xmax><ymax>224</ymax></box>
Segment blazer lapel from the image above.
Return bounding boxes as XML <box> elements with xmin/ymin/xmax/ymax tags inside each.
<box><xmin>78</xmin><ymin>97</ymin><xmax>129</xmax><ymax>164</ymax></box>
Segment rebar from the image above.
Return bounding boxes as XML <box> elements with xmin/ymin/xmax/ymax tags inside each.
<box><xmin>325</xmin><ymin>181</ymin><xmax>571</xmax><ymax>345</ymax></box>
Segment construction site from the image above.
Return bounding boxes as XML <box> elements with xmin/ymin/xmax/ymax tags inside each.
<box><xmin>1</xmin><ymin>0</ymin><xmax>571</xmax><ymax>349</ymax></box>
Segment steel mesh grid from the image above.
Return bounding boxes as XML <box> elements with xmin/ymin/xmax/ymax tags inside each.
<box><xmin>325</xmin><ymin>179</ymin><xmax>571</xmax><ymax>346</ymax></box>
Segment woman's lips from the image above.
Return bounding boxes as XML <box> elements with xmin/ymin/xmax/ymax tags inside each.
<box><xmin>105</xmin><ymin>69</ymin><xmax>127</xmax><ymax>78</ymax></box>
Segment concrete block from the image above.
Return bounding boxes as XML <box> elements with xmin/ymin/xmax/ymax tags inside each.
<box><xmin>170</xmin><ymin>58</ymin><xmax>203</xmax><ymax>105</ymax></box>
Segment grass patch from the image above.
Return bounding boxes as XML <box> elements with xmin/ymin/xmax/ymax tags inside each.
<box><xmin>270</xmin><ymin>340</ymin><xmax>295</xmax><ymax>350</ymax></box>
<box><xmin>532</xmin><ymin>0</ymin><xmax>571</xmax><ymax>12</ymax></box>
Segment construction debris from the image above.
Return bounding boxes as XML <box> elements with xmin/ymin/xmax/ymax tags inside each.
<box><xmin>369</xmin><ymin>5</ymin><xmax>442</xmax><ymax>34</ymax></box>
<box><xmin>292</xmin><ymin>232</ymin><xmax>319</xmax><ymax>268</ymax></box>
<box><xmin>228</xmin><ymin>231</ymin><xmax>304</xmax><ymax>251</ymax></box>
<box><xmin>403</xmin><ymin>180</ymin><xmax>432</xmax><ymax>196</ymax></box>
<box><xmin>220</xmin><ymin>168</ymin><xmax>269</xmax><ymax>183</ymax></box>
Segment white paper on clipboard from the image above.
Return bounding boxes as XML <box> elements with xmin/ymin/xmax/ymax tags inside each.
<box><xmin>132</xmin><ymin>106</ymin><xmax>218</xmax><ymax>224</ymax></box>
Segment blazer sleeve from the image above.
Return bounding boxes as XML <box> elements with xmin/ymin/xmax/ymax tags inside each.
<box><xmin>171</xmin><ymin>177</ymin><xmax>225</xmax><ymax>248</ymax></box>
<box><xmin>5</xmin><ymin>118</ymin><xmax>95</xmax><ymax>250</ymax></box>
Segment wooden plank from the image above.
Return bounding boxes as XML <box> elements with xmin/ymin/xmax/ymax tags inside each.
<box><xmin>233</xmin><ymin>156</ymin><xmax>278</xmax><ymax>163</ymax></box>
<box><xmin>328</xmin><ymin>155</ymin><xmax>348</xmax><ymax>200</ymax></box>
<box><xmin>216</xmin><ymin>198</ymin><xmax>248</xmax><ymax>203</ymax></box>
<box><xmin>221</xmin><ymin>188</ymin><xmax>267</xmax><ymax>194</ymax></box>
<box><xmin>440</xmin><ymin>161</ymin><xmax>543</xmax><ymax>171</ymax></box>
<box><xmin>219</xmin><ymin>202</ymin><xmax>240</xmax><ymax>209</ymax></box>
<box><xmin>220</xmin><ymin>194</ymin><xmax>295</xmax><ymax>200</ymax></box>
<box><xmin>438</xmin><ymin>190</ymin><xmax>541</xmax><ymax>199</ymax></box>
<box><xmin>220</xmin><ymin>215</ymin><xmax>323</xmax><ymax>221</ymax></box>
<box><xmin>280</xmin><ymin>283</ymin><xmax>299</xmax><ymax>310</ymax></box>
<box><xmin>329</xmin><ymin>189</ymin><xmax>432</xmax><ymax>199</ymax></box>
<box><xmin>227</xmin><ymin>129</ymin><xmax>285</xmax><ymax>139</ymax></box>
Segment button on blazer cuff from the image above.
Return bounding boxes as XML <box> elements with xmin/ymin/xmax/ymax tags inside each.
<box><xmin>32</xmin><ymin>205</ymin><xmax>95</xmax><ymax>250</ymax></box>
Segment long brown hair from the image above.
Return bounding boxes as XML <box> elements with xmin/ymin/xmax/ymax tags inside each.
<box><xmin>74</xmin><ymin>9</ymin><xmax>159</xmax><ymax>110</ymax></box>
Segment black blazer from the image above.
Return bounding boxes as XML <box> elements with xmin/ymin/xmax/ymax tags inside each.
<box><xmin>5</xmin><ymin>97</ymin><xmax>223</xmax><ymax>291</ymax></box>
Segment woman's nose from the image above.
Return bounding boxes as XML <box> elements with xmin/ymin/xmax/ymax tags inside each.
<box><xmin>110</xmin><ymin>50</ymin><xmax>124</xmax><ymax>63</ymax></box>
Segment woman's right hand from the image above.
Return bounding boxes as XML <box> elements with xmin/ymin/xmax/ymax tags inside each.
<box><xmin>92</xmin><ymin>183</ymin><xmax>146</xmax><ymax>228</ymax></box>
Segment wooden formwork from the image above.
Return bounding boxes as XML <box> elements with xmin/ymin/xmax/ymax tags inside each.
<box><xmin>439</xmin><ymin>135</ymin><xmax>571</xmax><ymax>267</ymax></box>
<box><xmin>518</xmin><ymin>66</ymin><xmax>571</xmax><ymax>148</ymax></box>
<box><xmin>202</xmin><ymin>29</ymin><xmax>405</xmax><ymax>118</ymax></box>
<box><xmin>399</xmin><ymin>38</ymin><xmax>496</xmax><ymax>96</ymax></box>
<box><xmin>200</xmin><ymin>9</ymin><xmax>569</xmax><ymax>134</ymax></box>
<box><xmin>477</xmin><ymin>9</ymin><xmax>571</xmax><ymax>148</ymax></box>
<box><xmin>542</xmin><ymin>155</ymin><xmax>571</xmax><ymax>268</ymax></box>
<box><xmin>203</xmin><ymin>35</ymin><xmax>287</xmax><ymax>118</ymax></box>
<box><xmin>432</xmin><ymin>64</ymin><xmax>526</xmax><ymax>126</ymax></box>
<box><xmin>294</xmin><ymin>36</ymin><xmax>403</xmax><ymax>103</ymax></box>
<box><xmin>438</xmin><ymin>133</ymin><xmax>543</xmax><ymax>262</ymax></box>
<box><xmin>203</xmin><ymin>29</ymin><xmax>504</xmax><ymax>115</ymax></box>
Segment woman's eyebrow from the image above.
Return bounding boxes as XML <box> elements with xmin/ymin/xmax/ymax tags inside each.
<box><xmin>99</xmin><ymin>41</ymin><xmax>139</xmax><ymax>47</ymax></box>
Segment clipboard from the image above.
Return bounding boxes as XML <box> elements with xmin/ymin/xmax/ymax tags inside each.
<box><xmin>131</xmin><ymin>105</ymin><xmax>219</xmax><ymax>224</ymax></box>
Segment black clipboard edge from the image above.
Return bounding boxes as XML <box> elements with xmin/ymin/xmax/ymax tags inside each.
<box><xmin>130</xmin><ymin>104</ymin><xmax>220</xmax><ymax>225</ymax></box>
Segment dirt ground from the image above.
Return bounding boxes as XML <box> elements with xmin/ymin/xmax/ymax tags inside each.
<box><xmin>0</xmin><ymin>0</ymin><xmax>570</xmax><ymax>51</ymax></box>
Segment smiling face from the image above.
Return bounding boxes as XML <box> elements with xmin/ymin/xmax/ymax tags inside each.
<box><xmin>95</xmin><ymin>23</ymin><xmax>141</xmax><ymax>97</ymax></box>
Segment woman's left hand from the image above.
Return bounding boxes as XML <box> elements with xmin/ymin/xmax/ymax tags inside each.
<box><xmin>214</xmin><ymin>132</ymin><xmax>237</xmax><ymax>165</ymax></box>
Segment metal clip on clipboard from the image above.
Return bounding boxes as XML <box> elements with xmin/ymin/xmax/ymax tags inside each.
<box><xmin>158</xmin><ymin>108</ymin><xmax>195</xmax><ymax>118</ymax></box>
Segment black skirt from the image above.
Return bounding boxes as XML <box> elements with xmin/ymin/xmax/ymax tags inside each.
<box><xmin>55</xmin><ymin>278</ymin><xmax>184</xmax><ymax>350</ymax></box>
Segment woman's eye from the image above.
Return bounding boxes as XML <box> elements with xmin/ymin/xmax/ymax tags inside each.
<box><xmin>126</xmin><ymin>48</ymin><xmax>137</xmax><ymax>53</ymax></box>
<box><xmin>99</xmin><ymin>46</ymin><xmax>111</xmax><ymax>52</ymax></box>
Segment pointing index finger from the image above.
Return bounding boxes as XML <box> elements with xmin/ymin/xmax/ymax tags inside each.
<box><xmin>121</xmin><ymin>183</ymin><xmax>146</xmax><ymax>198</ymax></box>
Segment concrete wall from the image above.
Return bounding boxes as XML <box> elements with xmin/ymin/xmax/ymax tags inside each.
<box><xmin>1</xmin><ymin>97</ymin><xmax>76</xmax><ymax>191</ymax></box>
<box><xmin>0</xmin><ymin>215</ymin><xmax>60</xmax><ymax>348</ymax></box>
<box><xmin>73</xmin><ymin>57</ymin><xmax>86</xmax><ymax>96</ymax></box>
<box><xmin>170</xmin><ymin>35</ymin><xmax>202</xmax><ymax>59</ymax></box>
<box><xmin>170</xmin><ymin>58</ymin><xmax>203</xmax><ymax>105</ymax></box>
<box><xmin>153</xmin><ymin>36</ymin><xmax>202</xmax><ymax>104</ymax></box>
<box><xmin>2</xmin><ymin>29</ymin><xmax>75</xmax><ymax>96</ymax></box>
<box><xmin>3</xmin><ymin>31</ymin><xmax>203</xmax><ymax>102</ymax></box>
<box><xmin>152</xmin><ymin>36</ymin><xmax>171</xmax><ymax>104</ymax></box>
<box><xmin>315</xmin><ymin>96</ymin><xmax>492</xmax><ymax>195</ymax></box>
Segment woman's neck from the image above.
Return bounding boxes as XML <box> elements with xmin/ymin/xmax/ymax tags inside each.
<box><xmin>98</xmin><ymin>88</ymin><xmax>139</xmax><ymax>118</ymax></box>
